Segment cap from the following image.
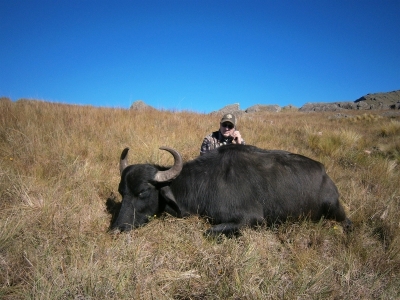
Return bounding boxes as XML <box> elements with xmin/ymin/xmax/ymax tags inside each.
<box><xmin>220</xmin><ymin>113</ymin><xmax>236</xmax><ymax>126</ymax></box>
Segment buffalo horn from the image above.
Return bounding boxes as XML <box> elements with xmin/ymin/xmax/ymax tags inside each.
<box><xmin>154</xmin><ymin>147</ymin><xmax>183</xmax><ymax>182</ymax></box>
<box><xmin>120</xmin><ymin>147</ymin><xmax>130</xmax><ymax>175</ymax></box>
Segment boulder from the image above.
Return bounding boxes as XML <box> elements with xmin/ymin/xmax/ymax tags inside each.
<box><xmin>355</xmin><ymin>101</ymin><xmax>371</xmax><ymax>110</ymax></box>
<box><xmin>246</xmin><ymin>104</ymin><xmax>281</xmax><ymax>113</ymax></box>
<box><xmin>211</xmin><ymin>103</ymin><xmax>244</xmax><ymax>116</ymax></box>
<box><xmin>130</xmin><ymin>100</ymin><xmax>155</xmax><ymax>111</ymax></box>
<box><xmin>337</xmin><ymin>102</ymin><xmax>357</xmax><ymax>109</ymax></box>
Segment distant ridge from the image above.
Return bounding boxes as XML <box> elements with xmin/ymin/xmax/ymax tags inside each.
<box><xmin>298</xmin><ymin>90</ymin><xmax>400</xmax><ymax>112</ymax></box>
<box><xmin>2</xmin><ymin>89</ymin><xmax>399</xmax><ymax>114</ymax></box>
<box><xmin>355</xmin><ymin>90</ymin><xmax>400</xmax><ymax>106</ymax></box>
<box><xmin>210</xmin><ymin>89</ymin><xmax>400</xmax><ymax>114</ymax></box>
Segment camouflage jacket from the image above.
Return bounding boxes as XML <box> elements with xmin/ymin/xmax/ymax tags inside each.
<box><xmin>200</xmin><ymin>130</ymin><xmax>245</xmax><ymax>155</ymax></box>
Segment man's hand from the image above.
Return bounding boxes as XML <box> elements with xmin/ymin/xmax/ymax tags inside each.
<box><xmin>231</xmin><ymin>130</ymin><xmax>242</xmax><ymax>144</ymax></box>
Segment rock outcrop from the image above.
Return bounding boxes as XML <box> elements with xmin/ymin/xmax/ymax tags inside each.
<box><xmin>130</xmin><ymin>100</ymin><xmax>156</xmax><ymax>111</ymax></box>
<box><xmin>211</xmin><ymin>103</ymin><xmax>244</xmax><ymax>116</ymax></box>
<box><xmin>130</xmin><ymin>90</ymin><xmax>400</xmax><ymax>114</ymax></box>
<box><xmin>299</xmin><ymin>90</ymin><xmax>400</xmax><ymax>112</ymax></box>
<box><xmin>246</xmin><ymin>104</ymin><xmax>281</xmax><ymax>113</ymax></box>
<box><xmin>299</xmin><ymin>102</ymin><xmax>344</xmax><ymax>112</ymax></box>
<box><xmin>355</xmin><ymin>90</ymin><xmax>400</xmax><ymax>110</ymax></box>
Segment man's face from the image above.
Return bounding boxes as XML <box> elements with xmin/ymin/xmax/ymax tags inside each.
<box><xmin>220</xmin><ymin>122</ymin><xmax>235</xmax><ymax>138</ymax></box>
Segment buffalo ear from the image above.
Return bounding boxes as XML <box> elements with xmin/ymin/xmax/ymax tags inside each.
<box><xmin>160</xmin><ymin>186</ymin><xmax>182</xmax><ymax>217</ymax></box>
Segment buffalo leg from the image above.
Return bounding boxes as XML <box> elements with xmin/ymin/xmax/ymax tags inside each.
<box><xmin>205</xmin><ymin>223</ymin><xmax>242</xmax><ymax>238</ymax></box>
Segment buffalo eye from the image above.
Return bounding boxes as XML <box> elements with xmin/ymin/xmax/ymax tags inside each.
<box><xmin>137</xmin><ymin>189</ymin><xmax>150</xmax><ymax>198</ymax></box>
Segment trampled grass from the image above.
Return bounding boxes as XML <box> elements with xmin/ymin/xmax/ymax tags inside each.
<box><xmin>1</xmin><ymin>98</ymin><xmax>399</xmax><ymax>299</ymax></box>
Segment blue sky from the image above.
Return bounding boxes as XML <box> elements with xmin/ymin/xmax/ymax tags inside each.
<box><xmin>1</xmin><ymin>0</ymin><xmax>399</xmax><ymax>113</ymax></box>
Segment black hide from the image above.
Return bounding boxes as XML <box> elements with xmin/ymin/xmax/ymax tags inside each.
<box><xmin>111</xmin><ymin>144</ymin><xmax>352</xmax><ymax>236</ymax></box>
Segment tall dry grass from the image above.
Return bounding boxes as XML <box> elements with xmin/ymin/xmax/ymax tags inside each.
<box><xmin>1</xmin><ymin>98</ymin><xmax>399</xmax><ymax>299</ymax></box>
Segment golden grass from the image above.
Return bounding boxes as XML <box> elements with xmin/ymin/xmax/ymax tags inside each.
<box><xmin>1</xmin><ymin>98</ymin><xmax>399</xmax><ymax>299</ymax></box>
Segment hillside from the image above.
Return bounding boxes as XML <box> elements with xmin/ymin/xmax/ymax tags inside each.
<box><xmin>0</xmin><ymin>98</ymin><xmax>399</xmax><ymax>299</ymax></box>
<box><xmin>210</xmin><ymin>90</ymin><xmax>400</xmax><ymax>114</ymax></box>
<box><xmin>298</xmin><ymin>90</ymin><xmax>400</xmax><ymax>112</ymax></box>
<box><xmin>355</xmin><ymin>90</ymin><xmax>400</xmax><ymax>107</ymax></box>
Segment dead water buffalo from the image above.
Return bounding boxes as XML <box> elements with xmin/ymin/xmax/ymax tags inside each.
<box><xmin>111</xmin><ymin>144</ymin><xmax>352</xmax><ymax>236</ymax></box>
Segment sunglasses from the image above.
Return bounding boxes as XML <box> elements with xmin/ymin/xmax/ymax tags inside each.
<box><xmin>221</xmin><ymin>122</ymin><xmax>234</xmax><ymax>129</ymax></box>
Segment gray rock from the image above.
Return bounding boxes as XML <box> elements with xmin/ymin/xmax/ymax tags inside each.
<box><xmin>356</xmin><ymin>101</ymin><xmax>371</xmax><ymax>110</ymax></box>
<box><xmin>210</xmin><ymin>103</ymin><xmax>244</xmax><ymax>116</ymax></box>
<box><xmin>355</xmin><ymin>90</ymin><xmax>400</xmax><ymax>110</ymax></box>
<box><xmin>299</xmin><ymin>102</ymin><xmax>343</xmax><ymax>112</ymax></box>
<box><xmin>337</xmin><ymin>102</ymin><xmax>357</xmax><ymax>109</ymax></box>
<box><xmin>246</xmin><ymin>104</ymin><xmax>281</xmax><ymax>113</ymax></box>
<box><xmin>130</xmin><ymin>100</ymin><xmax>155</xmax><ymax>111</ymax></box>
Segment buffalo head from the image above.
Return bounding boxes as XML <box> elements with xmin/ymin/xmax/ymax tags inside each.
<box><xmin>111</xmin><ymin>147</ymin><xmax>183</xmax><ymax>232</ymax></box>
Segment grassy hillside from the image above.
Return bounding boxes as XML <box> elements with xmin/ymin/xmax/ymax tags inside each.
<box><xmin>1</xmin><ymin>98</ymin><xmax>399</xmax><ymax>299</ymax></box>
